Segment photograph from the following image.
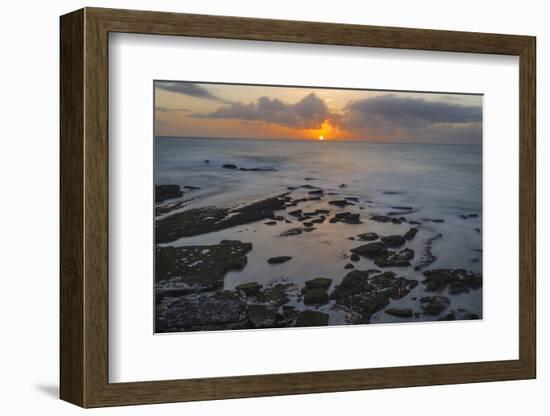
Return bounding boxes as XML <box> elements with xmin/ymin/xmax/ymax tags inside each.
<box><xmin>154</xmin><ymin>81</ymin><xmax>483</xmax><ymax>333</ymax></box>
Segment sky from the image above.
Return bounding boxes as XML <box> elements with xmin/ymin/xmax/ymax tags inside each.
<box><xmin>154</xmin><ymin>81</ymin><xmax>482</xmax><ymax>144</ymax></box>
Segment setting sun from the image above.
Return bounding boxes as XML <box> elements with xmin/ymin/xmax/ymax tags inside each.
<box><xmin>319</xmin><ymin>135</ymin><xmax>324</xmax><ymax>141</ymax></box>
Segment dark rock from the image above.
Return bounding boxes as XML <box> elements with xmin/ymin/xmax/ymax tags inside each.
<box><xmin>295</xmin><ymin>310</ymin><xmax>329</xmax><ymax>327</ymax></box>
<box><xmin>357</xmin><ymin>232</ymin><xmax>379</xmax><ymax>241</ymax></box>
<box><xmin>385</xmin><ymin>308</ymin><xmax>413</xmax><ymax>318</ymax></box>
<box><xmin>380</xmin><ymin>235</ymin><xmax>406</xmax><ymax>247</ymax></box>
<box><xmin>370</xmin><ymin>215</ymin><xmax>393</xmax><ymax>223</ymax></box>
<box><xmin>329</xmin><ymin>199</ymin><xmax>353</xmax><ymax>207</ymax></box>
<box><xmin>350</xmin><ymin>253</ymin><xmax>360</xmax><ymax>262</ymax></box>
<box><xmin>339</xmin><ymin>184</ymin><xmax>347</xmax><ymax>188</ymax></box>
<box><xmin>423</xmin><ymin>218</ymin><xmax>445</xmax><ymax>223</ymax></box>
<box><xmin>301</xmin><ymin>184</ymin><xmax>319</xmax><ymax>189</ymax></box>
<box><xmin>305</xmin><ymin>277</ymin><xmax>332</xmax><ymax>290</ymax></box>
<box><xmin>156</xmin><ymin>291</ymin><xmax>246</xmax><ymax>332</ymax></box>
<box><xmin>308</xmin><ymin>189</ymin><xmax>324</xmax><ymax>195</ymax></box>
<box><xmin>303</xmin><ymin>288</ymin><xmax>329</xmax><ymax>305</ymax></box>
<box><xmin>374</xmin><ymin>248</ymin><xmax>415</xmax><ymax>267</ymax></box>
<box><xmin>420</xmin><ymin>296</ymin><xmax>450</xmax><ymax>316</ymax></box>
<box><xmin>330</xmin><ymin>270</ymin><xmax>416</xmax><ymax>323</ymax></box>
<box><xmin>247</xmin><ymin>305</ymin><xmax>278</xmax><ymax>328</ymax></box>
<box><xmin>303</xmin><ymin>221</ymin><xmax>314</xmax><ymax>227</ymax></box>
<box><xmin>316</xmin><ymin>209</ymin><xmax>330</xmax><ymax>214</ymax></box>
<box><xmin>155</xmin><ymin>184</ymin><xmax>183</xmax><ymax>203</ymax></box>
<box><xmin>422</xmin><ymin>269</ymin><xmax>482</xmax><ymax>293</ymax></box>
<box><xmin>391</xmin><ymin>218</ymin><xmax>402</xmax><ymax>224</ymax></box>
<box><xmin>155</xmin><ymin>240</ymin><xmax>252</xmax><ymax>292</ymax></box>
<box><xmin>403</xmin><ymin>228</ymin><xmax>418</xmax><ymax>240</ymax></box>
<box><xmin>222</xmin><ymin>164</ymin><xmax>238</xmax><ymax>169</ymax></box>
<box><xmin>287</xmin><ymin>186</ymin><xmax>298</xmax><ymax>190</ymax></box>
<box><xmin>351</xmin><ymin>242</ymin><xmax>387</xmax><ymax>258</ymax></box>
<box><xmin>475</xmin><ymin>227</ymin><xmax>481</xmax><ymax>233</ymax></box>
<box><xmin>383</xmin><ymin>191</ymin><xmax>402</xmax><ymax>195</ymax></box>
<box><xmin>239</xmin><ymin>167</ymin><xmax>277</xmax><ymax>172</ymax></box>
<box><xmin>468</xmin><ymin>214</ymin><xmax>479</xmax><ymax>218</ymax></box>
<box><xmin>280</xmin><ymin>227</ymin><xmax>303</xmax><ymax>237</ymax></box>
<box><xmin>304</xmin><ymin>177</ymin><xmax>317</xmax><ymax>181</ymax></box>
<box><xmin>344</xmin><ymin>263</ymin><xmax>355</xmax><ymax>269</ymax></box>
<box><xmin>330</xmin><ymin>211</ymin><xmax>362</xmax><ymax>224</ymax></box>
<box><xmin>409</xmin><ymin>220</ymin><xmax>421</xmax><ymax>225</ymax></box>
<box><xmin>204</xmin><ymin>159</ymin><xmax>210</xmax><ymax>163</ymax></box>
<box><xmin>156</xmin><ymin>193</ymin><xmax>288</xmax><ymax>243</ymax></box>
<box><xmin>264</xmin><ymin>221</ymin><xmax>277</xmax><ymax>225</ymax></box>
<box><xmin>267</xmin><ymin>256</ymin><xmax>292</xmax><ymax>264</ymax></box>
<box><xmin>236</xmin><ymin>282</ymin><xmax>262</xmax><ymax>296</ymax></box>
<box><xmin>414</xmin><ymin>233</ymin><xmax>442</xmax><ymax>271</ymax></box>
<box><xmin>438</xmin><ymin>312</ymin><xmax>457</xmax><ymax>321</ymax></box>
<box><xmin>253</xmin><ymin>283</ymin><xmax>295</xmax><ymax>306</ymax></box>
<box><xmin>391</xmin><ymin>206</ymin><xmax>413</xmax><ymax>210</ymax></box>
<box><xmin>183</xmin><ymin>185</ymin><xmax>201</xmax><ymax>191</ymax></box>
<box><xmin>345</xmin><ymin>197</ymin><xmax>359</xmax><ymax>202</ymax></box>
<box><xmin>288</xmin><ymin>209</ymin><xmax>303</xmax><ymax>217</ymax></box>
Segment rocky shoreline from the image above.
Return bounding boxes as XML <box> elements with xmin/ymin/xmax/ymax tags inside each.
<box><xmin>155</xmin><ymin>182</ymin><xmax>482</xmax><ymax>333</ymax></box>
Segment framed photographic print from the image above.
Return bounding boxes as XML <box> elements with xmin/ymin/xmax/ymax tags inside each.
<box><xmin>60</xmin><ymin>7</ymin><xmax>536</xmax><ymax>408</ymax></box>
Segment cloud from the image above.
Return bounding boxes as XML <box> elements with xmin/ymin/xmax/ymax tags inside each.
<box><xmin>194</xmin><ymin>93</ymin><xmax>334</xmax><ymax>130</ymax></box>
<box><xmin>155</xmin><ymin>106</ymin><xmax>191</xmax><ymax>113</ymax></box>
<box><xmin>156</xmin><ymin>82</ymin><xmax>232</xmax><ymax>103</ymax></box>
<box><xmin>341</xmin><ymin>94</ymin><xmax>482</xmax><ymax>144</ymax></box>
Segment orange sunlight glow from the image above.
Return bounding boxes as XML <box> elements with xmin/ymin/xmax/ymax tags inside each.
<box><xmin>311</xmin><ymin>120</ymin><xmax>333</xmax><ymax>141</ymax></box>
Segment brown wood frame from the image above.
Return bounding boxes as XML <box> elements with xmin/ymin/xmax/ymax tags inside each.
<box><xmin>60</xmin><ymin>7</ymin><xmax>536</xmax><ymax>408</ymax></box>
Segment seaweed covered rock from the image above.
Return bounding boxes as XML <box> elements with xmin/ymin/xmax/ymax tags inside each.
<box><xmin>236</xmin><ymin>282</ymin><xmax>262</xmax><ymax>297</ymax></box>
<box><xmin>295</xmin><ymin>310</ymin><xmax>330</xmax><ymax>327</ymax></box>
<box><xmin>303</xmin><ymin>287</ymin><xmax>329</xmax><ymax>305</ymax></box>
<box><xmin>305</xmin><ymin>277</ymin><xmax>333</xmax><ymax>291</ymax></box>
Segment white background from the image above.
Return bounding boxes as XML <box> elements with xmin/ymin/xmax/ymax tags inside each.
<box><xmin>110</xmin><ymin>34</ymin><xmax>519</xmax><ymax>382</ymax></box>
<box><xmin>0</xmin><ymin>0</ymin><xmax>546</xmax><ymax>414</ymax></box>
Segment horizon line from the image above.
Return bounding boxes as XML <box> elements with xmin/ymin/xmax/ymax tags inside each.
<box><xmin>155</xmin><ymin>135</ymin><xmax>482</xmax><ymax>147</ymax></box>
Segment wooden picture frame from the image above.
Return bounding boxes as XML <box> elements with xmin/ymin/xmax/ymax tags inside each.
<box><xmin>60</xmin><ymin>7</ymin><xmax>536</xmax><ymax>408</ymax></box>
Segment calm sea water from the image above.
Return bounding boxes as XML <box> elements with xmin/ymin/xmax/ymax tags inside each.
<box><xmin>155</xmin><ymin>136</ymin><xmax>482</xmax><ymax>217</ymax></box>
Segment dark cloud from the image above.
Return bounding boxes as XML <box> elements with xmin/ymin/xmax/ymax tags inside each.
<box><xmin>341</xmin><ymin>94</ymin><xmax>482</xmax><ymax>144</ymax></box>
<box><xmin>343</xmin><ymin>94</ymin><xmax>481</xmax><ymax>126</ymax></box>
<box><xmin>156</xmin><ymin>82</ymin><xmax>231</xmax><ymax>104</ymax></box>
<box><xmin>195</xmin><ymin>93</ymin><xmax>334</xmax><ymax>130</ymax></box>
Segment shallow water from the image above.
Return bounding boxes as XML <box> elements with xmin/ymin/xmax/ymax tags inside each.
<box><xmin>155</xmin><ymin>137</ymin><xmax>483</xmax><ymax>323</ymax></box>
